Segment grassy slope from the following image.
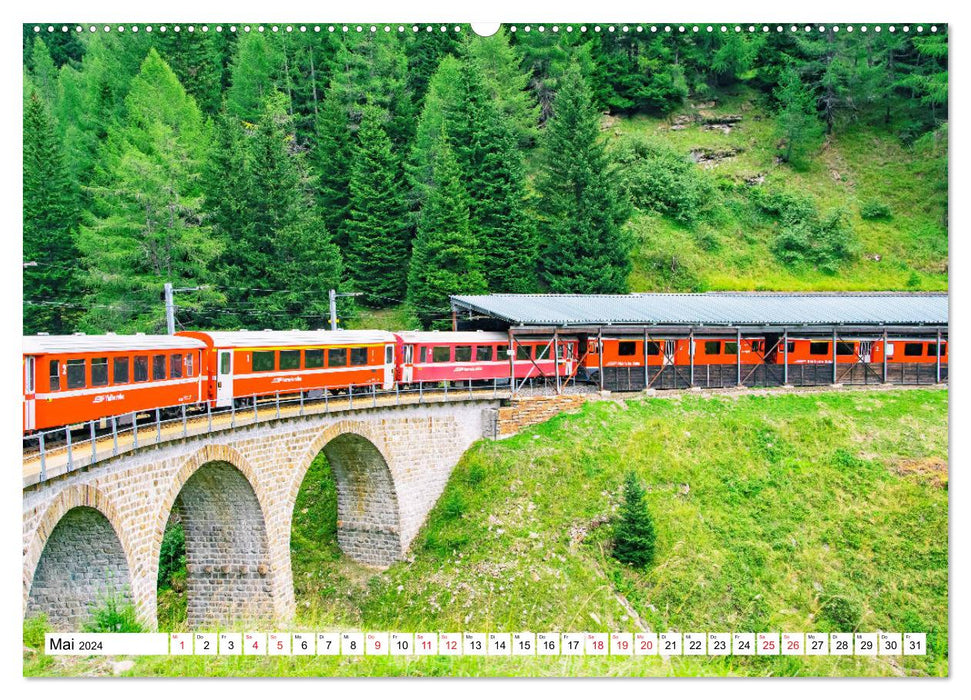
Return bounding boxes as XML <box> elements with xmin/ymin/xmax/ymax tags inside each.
<box><xmin>611</xmin><ymin>88</ymin><xmax>948</xmax><ymax>292</ymax></box>
<box><xmin>25</xmin><ymin>388</ymin><xmax>948</xmax><ymax>677</ymax></box>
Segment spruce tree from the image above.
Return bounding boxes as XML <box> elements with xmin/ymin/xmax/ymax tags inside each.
<box><xmin>312</xmin><ymin>84</ymin><xmax>353</xmax><ymax>249</ymax></box>
<box><xmin>613</xmin><ymin>471</ymin><xmax>657</xmax><ymax>568</ymax></box>
<box><xmin>774</xmin><ymin>66</ymin><xmax>824</xmax><ymax>169</ymax></box>
<box><xmin>344</xmin><ymin>104</ymin><xmax>411</xmax><ymax>306</ymax></box>
<box><xmin>536</xmin><ymin>63</ymin><xmax>631</xmax><ymax>294</ymax></box>
<box><xmin>23</xmin><ymin>88</ymin><xmax>84</xmax><ymax>334</ymax></box>
<box><xmin>80</xmin><ymin>49</ymin><xmax>219</xmax><ymax>332</ymax></box>
<box><xmin>226</xmin><ymin>32</ymin><xmax>283</xmax><ymax>124</ymax></box>
<box><xmin>407</xmin><ymin>136</ymin><xmax>486</xmax><ymax>330</ymax></box>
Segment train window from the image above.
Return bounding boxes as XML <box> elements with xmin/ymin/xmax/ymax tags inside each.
<box><xmin>537</xmin><ymin>344</ymin><xmax>551</xmax><ymax>360</ymax></box>
<box><xmin>253</xmin><ymin>351</ymin><xmax>276</xmax><ymax>371</ymax></box>
<box><xmin>26</xmin><ymin>358</ymin><xmax>34</xmax><ymax>393</ymax></box>
<box><xmin>134</xmin><ymin>356</ymin><xmax>149</xmax><ymax>382</ymax></box>
<box><xmin>904</xmin><ymin>343</ymin><xmax>923</xmax><ymax>357</ymax></box>
<box><xmin>432</xmin><ymin>346</ymin><xmax>450</xmax><ymax>363</ymax></box>
<box><xmin>704</xmin><ymin>341</ymin><xmax>721</xmax><ymax>355</ymax></box>
<box><xmin>455</xmin><ymin>346</ymin><xmax>472</xmax><ymax>362</ymax></box>
<box><xmin>92</xmin><ymin>357</ymin><xmax>109</xmax><ymax>386</ymax></box>
<box><xmin>170</xmin><ymin>354</ymin><xmax>183</xmax><ymax>379</ymax></box>
<box><xmin>403</xmin><ymin>346</ymin><xmax>414</xmax><ymax>364</ymax></box>
<box><xmin>516</xmin><ymin>345</ymin><xmax>532</xmax><ymax>361</ymax></box>
<box><xmin>386</xmin><ymin>346</ymin><xmax>394</xmax><ymax>364</ymax></box>
<box><xmin>113</xmin><ymin>357</ymin><xmax>129</xmax><ymax>384</ymax></box>
<box><xmin>49</xmin><ymin>360</ymin><xmax>60</xmax><ymax>391</ymax></box>
<box><xmin>419</xmin><ymin>347</ymin><xmax>427</xmax><ymax>363</ymax></box>
<box><xmin>305</xmin><ymin>349</ymin><xmax>324</xmax><ymax>368</ymax></box>
<box><xmin>476</xmin><ymin>346</ymin><xmax>493</xmax><ymax>362</ymax></box>
<box><xmin>350</xmin><ymin>347</ymin><xmax>368</xmax><ymax>366</ymax></box>
<box><xmin>186</xmin><ymin>354</ymin><xmax>194</xmax><ymax>377</ymax></box>
<box><xmin>499</xmin><ymin>346</ymin><xmax>512</xmax><ymax>360</ymax></box>
<box><xmin>152</xmin><ymin>354</ymin><xmax>166</xmax><ymax>380</ymax></box>
<box><xmin>67</xmin><ymin>359</ymin><xmax>86</xmax><ymax>389</ymax></box>
<box><xmin>809</xmin><ymin>342</ymin><xmax>830</xmax><ymax>356</ymax></box>
<box><xmin>836</xmin><ymin>342</ymin><xmax>855</xmax><ymax>356</ymax></box>
<box><xmin>328</xmin><ymin>348</ymin><xmax>347</xmax><ymax>367</ymax></box>
<box><xmin>787</xmin><ymin>341</ymin><xmax>796</xmax><ymax>354</ymax></box>
<box><xmin>280</xmin><ymin>350</ymin><xmax>301</xmax><ymax>370</ymax></box>
<box><xmin>928</xmin><ymin>343</ymin><xmax>946</xmax><ymax>356</ymax></box>
<box><xmin>751</xmin><ymin>340</ymin><xmax>765</xmax><ymax>354</ymax></box>
<box><xmin>725</xmin><ymin>342</ymin><xmax>738</xmax><ymax>355</ymax></box>
<box><xmin>618</xmin><ymin>341</ymin><xmax>637</xmax><ymax>356</ymax></box>
<box><xmin>647</xmin><ymin>342</ymin><xmax>661</xmax><ymax>356</ymax></box>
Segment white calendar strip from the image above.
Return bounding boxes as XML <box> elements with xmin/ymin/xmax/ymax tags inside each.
<box><xmin>44</xmin><ymin>632</ymin><xmax>927</xmax><ymax>657</ymax></box>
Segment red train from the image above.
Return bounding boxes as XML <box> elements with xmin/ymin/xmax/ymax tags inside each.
<box><xmin>22</xmin><ymin>328</ymin><xmax>945</xmax><ymax>434</ymax></box>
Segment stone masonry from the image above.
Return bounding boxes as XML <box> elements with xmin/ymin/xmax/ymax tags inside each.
<box><xmin>23</xmin><ymin>399</ymin><xmax>500</xmax><ymax>629</ymax></box>
<box><xmin>495</xmin><ymin>394</ymin><xmax>592</xmax><ymax>437</ymax></box>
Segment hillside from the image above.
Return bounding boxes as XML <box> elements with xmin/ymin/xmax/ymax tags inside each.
<box><xmin>26</xmin><ymin>388</ymin><xmax>948</xmax><ymax>677</ymax></box>
<box><xmin>610</xmin><ymin>88</ymin><xmax>948</xmax><ymax>292</ymax></box>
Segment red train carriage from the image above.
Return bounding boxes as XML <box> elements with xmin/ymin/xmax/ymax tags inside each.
<box><xmin>395</xmin><ymin>331</ymin><xmax>578</xmax><ymax>385</ymax></box>
<box><xmin>23</xmin><ymin>334</ymin><xmax>206</xmax><ymax>433</ymax></box>
<box><xmin>177</xmin><ymin>330</ymin><xmax>396</xmax><ymax>407</ymax></box>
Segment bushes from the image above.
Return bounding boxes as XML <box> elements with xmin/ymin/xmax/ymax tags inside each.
<box><xmin>612</xmin><ymin>472</ymin><xmax>657</xmax><ymax>569</ymax></box>
<box><xmin>610</xmin><ymin>136</ymin><xmax>715</xmax><ymax>224</ymax></box>
<box><xmin>860</xmin><ymin>199</ymin><xmax>893</xmax><ymax>220</ymax></box>
<box><xmin>157</xmin><ymin>522</ymin><xmax>186</xmax><ymax>588</ymax></box>
<box><xmin>753</xmin><ymin>187</ymin><xmax>859</xmax><ymax>273</ymax></box>
<box><xmin>83</xmin><ymin>591</ymin><xmax>144</xmax><ymax>633</ymax></box>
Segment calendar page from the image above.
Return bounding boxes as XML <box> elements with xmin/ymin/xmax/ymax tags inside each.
<box><xmin>19</xmin><ymin>1</ymin><xmax>951</xmax><ymax>685</ymax></box>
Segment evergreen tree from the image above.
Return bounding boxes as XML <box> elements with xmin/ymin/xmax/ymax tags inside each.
<box><xmin>344</xmin><ymin>105</ymin><xmax>411</xmax><ymax>306</ymax></box>
<box><xmin>23</xmin><ymin>88</ymin><xmax>84</xmax><ymax>334</ymax></box>
<box><xmin>29</xmin><ymin>37</ymin><xmax>59</xmax><ymax>107</ymax></box>
<box><xmin>774</xmin><ymin>66</ymin><xmax>824</xmax><ymax>169</ymax></box>
<box><xmin>408</xmin><ymin>54</ymin><xmax>464</xmax><ymax>202</ymax></box>
<box><xmin>613</xmin><ymin>471</ymin><xmax>657</xmax><ymax>569</ymax></box>
<box><xmin>536</xmin><ymin>63</ymin><xmax>631</xmax><ymax>294</ymax></box>
<box><xmin>312</xmin><ymin>84</ymin><xmax>353</xmax><ymax>249</ymax></box>
<box><xmin>467</xmin><ymin>29</ymin><xmax>540</xmax><ymax>148</ymax></box>
<box><xmin>155</xmin><ymin>29</ymin><xmax>233</xmax><ymax>115</ymax></box>
<box><xmin>408</xmin><ymin>135</ymin><xmax>486</xmax><ymax>329</ymax></box>
<box><xmin>226</xmin><ymin>32</ymin><xmax>283</xmax><ymax>124</ymax></box>
<box><xmin>80</xmin><ymin>49</ymin><xmax>219</xmax><ymax>332</ymax></box>
<box><xmin>216</xmin><ymin>92</ymin><xmax>342</xmax><ymax>329</ymax></box>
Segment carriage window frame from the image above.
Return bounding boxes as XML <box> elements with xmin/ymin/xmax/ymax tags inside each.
<box><xmin>328</xmin><ymin>348</ymin><xmax>347</xmax><ymax>367</ymax></box>
<box><xmin>305</xmin><ymin>349</ymin><xmax>324</xmax><ymax>369</ymax></box>
<box><xmin>350</xmin><ymin>347</ymin><xmax>368</xmax><ymax>366</ymax></box>
<box><xmin>432</xmin><ymin>346</ymin><xmax>451</xmax><ymax>363</ymax></box>
<box><xmin>516</xmin><ymin>345</ymin><xmax>532</xmax><ymax>361</ymax></box>
<box><xmin>252</xmin><ymin>351</ymin><xmax>276</xmax><ymax>372</ymax></box>
<box><xmin>646</xmin><ymin>341</ymin><xmax>661</xmax><ymax>356</ymax></box>
<box><xmin>536</xmin><ymin>344</ymin><xmax>551</xmax><ymax>360</ymax></box>
<box><xmin>91</xmin><ymin>357</ymin><xmax>109</xmax><ymax>387</ymax></box>
<box><xmin>904</xmin><ymin>343</ymin><xmax>924</xmax><ymax>357</ymax></box>
<box><xmin>724</xmin><ymin>342</ymin><xmax>739</xmax><ymax>355</ymax></box>
<box><xmin>475</xmin><ymin>346</ymin><xmax>493</xmax><ymax>362</ymax></box>
<box><xmin>280</xmin><ymin>350</ymin><xmax>301</xmax><ymax>370</ymax></box>
<box><xmin>134</xmin><ymin>355</ymin><xmax>149</xmax><ymax>382</ymax></box>
<box><xmin>454</xmin><ymin>346</ymin><xmax>472</xmax><ymax>362</ymax></box>
<box><xmin>809</xmin><ymin>342</ymin><xmax>830</xmax><ymax>356</ymax></box>
<box><xmin>170</xmin><ymin>353</ymin><xmax>183</xmax><ymax>379</ymax></box>
<box><xmin>113</xmin><ymin>357</ymin><xmax>129</xmax><ymax>384</ymax></box>
<box><xmin>928</xmin><ymin>343</ymin><xmax>947</xmax><ymax>357</ymax></box>
<box><xmin>617</xmin><ymin>341</ymin><xmax>637</xmax><ymax>357</ymax></box>
<box><xmin>66</xmin><ymin>359</ymin><xmax>86</xmax><ymax>389</ymax></box>
<box><xmin>704</xmin><ymin>341</ymin><xmax>721</xmax><ymax>355</ymax></box>
<box><xmin>186</xmin><ymin>354</ymin><xmax>194</xmax><ymax>377</ymax></box>
<box><xmin>49</xmin><ymin>360</ymin><xmax>60</xmax><ymax>391</ymax></box>
<box><xmin>836</xmin><ymin>342</ymin><xmax>856</xmax><ymax>356</ymax></box>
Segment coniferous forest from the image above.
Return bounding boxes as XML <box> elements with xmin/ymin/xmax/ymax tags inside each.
<box><xmin>22</xmin><ymin>24</ymin><xmax>948</xmax><ymax>334</ymax></box>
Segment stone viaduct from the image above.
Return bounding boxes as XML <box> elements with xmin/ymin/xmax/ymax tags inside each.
<box><xmin>23</xmin><ymin>398</ymin><xmax>507</xmax><ymax>630</ymax></box>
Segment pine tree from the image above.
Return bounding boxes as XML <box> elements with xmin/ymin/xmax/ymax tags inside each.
<box><xmin>23</xmin><ymin>88</ymin><xmax>84</xmax><ymax>334</ymax></box>
<box><xmin>613</xmin><ymin>471</ymin><xmax>657</xmax><ymax>568</ymax></box>
<box><xmin>29</xmin><ymin>37</ymin><xmax>59</xmax><ymax>107</ymax></box>
<box><xmin>344</xmin><ymin>104</ymin><xmax>411</xmax><ymax>306</ymax></box>
<box><xmin>467</xmin><ymin>29</ymin><xmax>540</xmax><ymax>148</ymax></box>
<box><xmin>775</xmin><ymin>66</ymin><xmax>824</xmax><ymax>169</ymax></box>
<box><xmin>536</xmin><ymin>63</ymin><xmax>631</xmax><ymax>294</ymax></box>
<box><xmin>80</xmin><ymin>49</ymin><xmax>220</xmax><ymax>332</ymax></box>
<box><xmin>216</xmin><ymin>92</ymin><xmax>342</xmax><ymax>329</ymax></box>
<box><xmin>408</xmin><ymin>135</ymin><xmax>486</xmax><ymax>329</ymax></box>
<box><xmin>312</xmin><ymin>84</ymin><xmax>353</xmax><ymax>249</ymax></box>
<box><xmin>226</xmin><ymin>32</ymin><xmax>283</xmax><ymax>124</ymax></box>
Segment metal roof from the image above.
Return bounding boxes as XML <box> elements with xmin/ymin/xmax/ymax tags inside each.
<box><xmin>179</xmin><ymin>330</ymin><xmax>397</xmax><ymax>348</ymax></box>
<box><xmin>396</xmin><ymin>331</ymin><xmax>510</xmax><ymax>344</ymax></box>
<box><xmin>23</xmin><ymin>334</ymin><xmax>206</xmax><ymax>355</ymax></box>
<box><xmin>451</xmin><ymin>293</ymin><xmax>949</xmax><ymax>328</ymax></box>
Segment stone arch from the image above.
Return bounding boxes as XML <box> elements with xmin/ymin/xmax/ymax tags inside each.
<box><xmin>151</xmin><ymin>444</ymin><xmax>276</xmax><ymax>627</ymax></box>
<box><xmin>287</xmin><ymin>421</ymin><xmax>403</xmax><ymax>567</ymax></box>
<box><xmin>24</xmin><ymin>486</ymin><xmax>134</xmax><ymax>629</ymax></box>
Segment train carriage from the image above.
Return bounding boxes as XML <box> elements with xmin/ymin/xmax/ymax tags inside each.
<box><xmin>395</xmin><ymin>331</ymin><xmax>578</xmax><ymax>385</ymax></box>
<box><xmin>23</xmin><ymin>334</ymin><xmax>206</xmax><ymax>432</ymax></box>
<box><xmin>177</xmin><ymin>330</ymin><xmax>397</xmax><ymax>407</ymax></box>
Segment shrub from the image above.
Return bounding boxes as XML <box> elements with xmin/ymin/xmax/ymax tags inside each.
<box><xmin>23</xmin><ymin>614</ymin><xmax>48</xmax><ymax>650</ymax></box>
<box><xmin>441</xmin><ymin>491</ymin><xmax>467</xmax><ymax>520</ymax></box>
<box><xmin>613</xmin><ymin>472</ymin><xmax>657</xmax><ymax>568</ymax></box>
<box><xmin>860</xmin><ymin>199</ymin><xmax>893</xmax><ymax>220</ymax></box>
<box><xmin>820</xmin><ymin>594</ymin><xmax>862</xmax><ymax>631</ymax></box>
<box><xmin>755</xmin><ymin>188</ymin><xmax>858</xmax><ymax>272</ymax></box>
<box><xmin>610</xmin><ymin>137</ymin><xmax>715</xmax><ymax>224</ymax></box>
<box><xmin>157</xmin><ymin>522</ymin><xmax>186</xmax><ymax>588</ymax></box>
<box><xmin>83</xmin><ymin>591</ymin><xmax>144</xmax><ymax>633</ymax></box>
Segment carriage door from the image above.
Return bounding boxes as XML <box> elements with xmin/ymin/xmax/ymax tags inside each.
<box><xmin>216</xmin><ymin>350</ymin><xmax>234</xmax><ymax>408</ymax></box>
<box><xmin>859</xmin><ymin>341</ymin><xmax>873</xmax><ymax>363</ymax></box>
<box><xmin>402</xmin><ymin>345</ymin><xmax>414</xmax><ymax>383</ymax></box>
<box><xmin>24</xmin><ymin>356</ymin><xmax>36</xmax><ymax>431</ymax></box>
<box><xmin>663</xmin><ymin>340</ymin><xmax>677</xmax><ymax>366</ymax></box>
<box><xmin>384</xmin><ymin>344</ymin><xmax>395</xmax><ymax>390</ymax></box>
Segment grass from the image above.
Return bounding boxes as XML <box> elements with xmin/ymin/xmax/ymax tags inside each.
<box><xmin>610</xmin><ymin>88</ymin><xmax>948</xmax><ymax>292</ymax></box>
<box><xmin>24</xmin><ymin>388</ymin><xmax>948</xmax><ymax>677</ymax></box>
